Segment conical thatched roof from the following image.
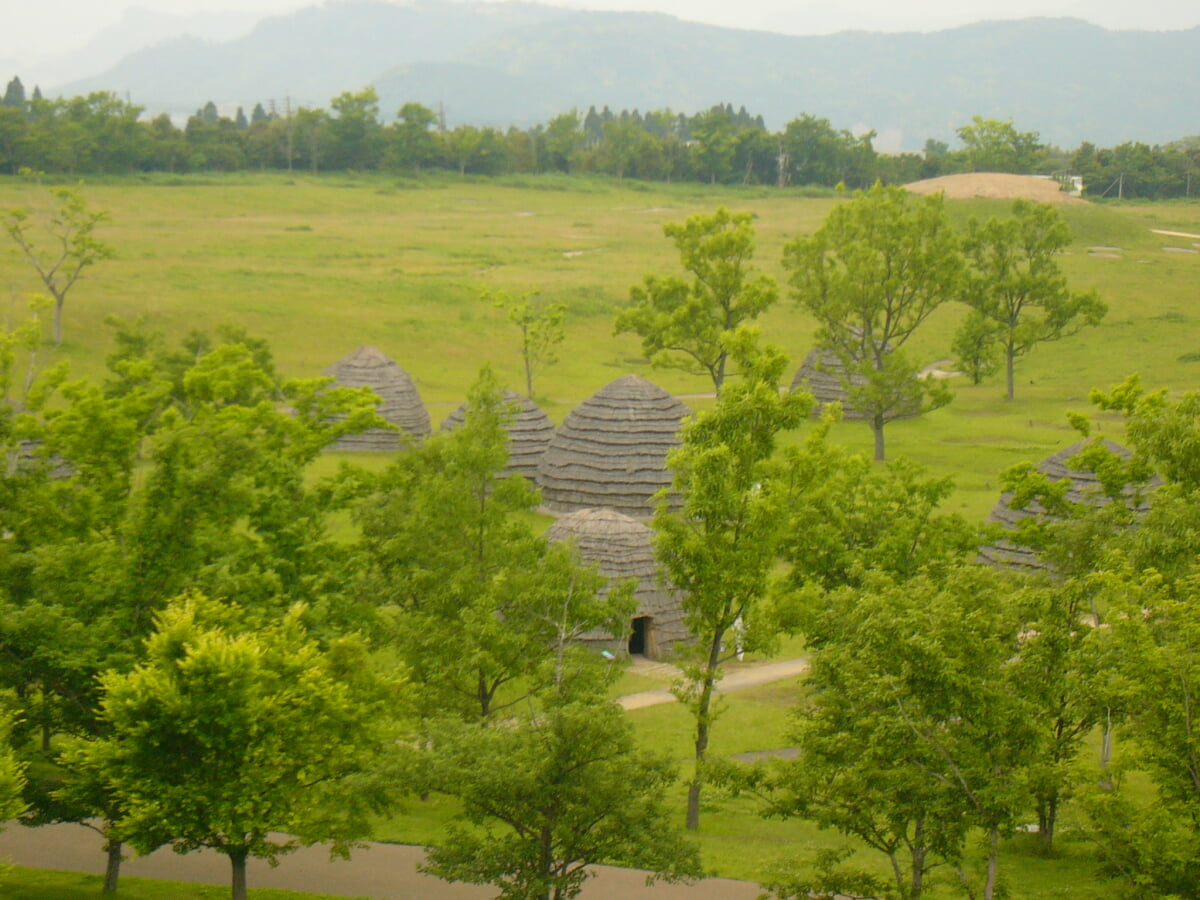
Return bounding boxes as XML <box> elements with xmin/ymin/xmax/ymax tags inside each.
<box><xmin>440</xmin><ymin>390</ymin><xmax>555</xmax><ymax>481</ymax></box>
<box><xmin>790</xmin><ymin>344</ymin><xmax>918</xmax><ymax>421</ymax></box>
<box><xmin>325</xmin><ymin>346</ymin><xmax>430</xmax><ymax>450</ymax></box>
<box><xmin>546</xmin><ymin>507</ymin><xmax>690</xmax><ymax>658</ymax></box>
<box><xmin>979</xmin><ymin>439</ymin><xmax>1155</xmax><ymax>574</ymax></box>
<box><xmin>536</xmin><ymin>375</ymin><xmax>690</xmax><ymax>518</ymax></box>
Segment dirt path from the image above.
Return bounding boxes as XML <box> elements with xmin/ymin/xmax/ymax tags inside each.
<box><xmin>619</xmin><ymin>657</ymin><xmax>809</xmax><ymax>711</ymax></box>
<box><xmin>1151</xmin><ymin>229</ymin><xmax>1200</xmax><ymax>240</ymax></box>
<box><xmin>0</xmin><ymin>822</ymin><xmax>760</xmax><ymax>900</ymax></box>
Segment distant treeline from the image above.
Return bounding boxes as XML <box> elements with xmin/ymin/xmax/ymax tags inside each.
<box><xmin>2</xmin><ymin>77</ymin><xmax>1198</xmax><ymax>198</ymax></box>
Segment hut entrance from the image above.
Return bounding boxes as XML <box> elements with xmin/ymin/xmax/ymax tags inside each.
<box><xmin>629</xmin><ymin>616</ymin><xmax>653</xmax><ymax>656</ymax></box>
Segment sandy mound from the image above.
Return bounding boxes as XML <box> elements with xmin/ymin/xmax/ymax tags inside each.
<box><xmin>906</xmin><ymin>173</ymin><xmax>1080</xmax><ymax>204</ymax></box>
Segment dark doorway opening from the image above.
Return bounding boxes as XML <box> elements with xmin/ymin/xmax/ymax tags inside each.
<box><xmin>629</xmin><ymin>616</ymin><xmax>650</xmax><ymax>655</ymax></box>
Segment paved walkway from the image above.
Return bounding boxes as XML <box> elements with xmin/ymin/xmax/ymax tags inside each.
<box><xmin>619</xmin><ymin>657</ymin><xmax>809</xmax><ymax>710</ymax></box>
<box><xmin>0</xmin><ymin>823</ymin><xmax>760</xmax><ymax>899</ymax></box>
<box><xmin>0</xmin><ymin>657</ymin><xmax>811</xmax><ymax>899</ymax></box>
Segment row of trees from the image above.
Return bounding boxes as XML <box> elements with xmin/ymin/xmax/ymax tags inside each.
<box><xmin>3</xmin><ymin>76</ymin><xmax>1198</xmax><ymax>196</ymax></box>
<box><xmin>618</xmin><ymin>190</ymin><xmax>1105</xmax><ymax>460</ymax></box>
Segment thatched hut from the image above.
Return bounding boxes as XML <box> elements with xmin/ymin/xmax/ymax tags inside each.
<box><xmin>536</xmin><ymin>375</ymin><xmax>690</xmax><ymax>518</ymax></box>
<box><xmin>325</xmin><ymin>346</ymin><xmax>430</xmax><ymax>450</ymax></box>
<box><xmin>979</xmin><ymin>439</ymin><xmax>1154</xmax><ymax>574</ymax></box>
<box><xmin>440</xmin><ymin>390</ymin><xmax>555</xmax><ymax>481</ymax></box>
<box><xmin>791</xmin><ymin>344</ymin><xmax>918</xmax><ymax>421</ymax></box>
<box><xmin>546</xmin><ymin>507</ymin><xmax>690</xmax><ymax>659</ymax></box>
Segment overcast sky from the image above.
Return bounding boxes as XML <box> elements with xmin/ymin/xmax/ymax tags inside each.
<box><xmin>4</xmin><ymin>0</ymin><xmax>1199</xmax><ymax>72</ymax></box>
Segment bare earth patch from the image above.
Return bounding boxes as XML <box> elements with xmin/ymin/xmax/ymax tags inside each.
<box><xmin>906</xmin><ymin>173</ymin><xmax>1081</xmax><ymax>204</ymax></box>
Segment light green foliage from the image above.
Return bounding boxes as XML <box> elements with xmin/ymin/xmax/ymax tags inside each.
<box><xmin>784</xmin><ymin>183</ymin><xmax>962</xmax><ymax>460</ymax></box>
<box><xmin>617</xmin><ymin>206</ymin><xmax>777</xmax><ymax>394</ymax></box>
<box><xmin>1078</xmin><ymin>567</ymin><xmax>1200</xmax><ymax>899</ymax></box>
<box><xmin>950</xmin><ymin>309</ymin><xmax>1003</xmax><ymax>386</ymax></box>
<box><xmin>387</xmin><ymin>102</ymin><xmax>440</xmax><ymax>170</ymax></box>
<box><xmin>2</xmin><ymin>184</ymin><xmax>114</xmax><ymax>344</ymax></box>
<box><xmin>961</xmin><ymin>199</ymin><xmax>1107</xmax><ymax>400</ymax></box>
<box><xmin>356</xmin><ymin>367</ymin><xmax>627</xmax><ymax>722</ymax></box>
<box><xmin>422</xmin><ymin>666</ymin><xmax>701</xmax><ymax>900</ymax></box>
<box><xmin>327</xmin><ymin>87</ymin><xmax>382</xmax><ymax>170</ymax></box>
<box><xmin>0</xmin><ymin>703</ymin><xmax>28</xmax><ymax>839</ymax></box>
<box><xmin>779</xmin><ymin>565</ymin><xmax>1037</xmax><ymax>900</ymax></box>
<box><xmin>778</xmin><ymin>453</ymin><xmax>981</xmax><ymax>594</ymax></box>
<box><xmin>654</xmin><ymin>330</ymin><xmax>811</xmax><ymax>829</ymax></box>
<box><xmin>493</xmin><ymin>291</ymin><xmax>566</xmax><ymax>400</ymax></box>
<box><xmin>62</xmin><ymin>595</ymin><xmax>400</xmax><ymax>900</ymax></box>
<box><xmin>1007</xmin><ymin>580</ymin><xmax>1110</xmax><ymax>855</ymax></box>
<box><xmin>955</xmin><ymin>116</ymin><xmax>1043</xmax><ymax>174</ymax></box>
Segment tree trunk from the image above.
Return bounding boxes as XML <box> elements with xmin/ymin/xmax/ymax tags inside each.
<box><xmin>1036</xmin><ymin>793</ymin><xmax>1057</xmax><ymax>855</ymax></box>
<box><xmin>910</xmin><ymin>820</ymin><xmax>928</xmax><ymax>899</ymax></box>
<box><xmin>983</xmin><ymin>825</ymin><xmax>999</xmax><ymax>900</ymax></box>
<box><xmin>230</xmin><ymin>849</ymin><xmax>249</xmax><ymax>900</ymax></box>
<box><xmin>872</xmin><ymin>415</ymin><xmax>886</xmax><ymax>462</ymax></box>
<box><xmin>686</xmin><ymin>630</ymin><xmax>724</xmax><ymax>830</ymax></box>
<box><xmin>1005</xmin><ymin>345</ymin><xmax>1015</xmax><ymax>401</ymax></box>
<box><xmin>102</xmin><ymin>836</ymin><xmax>123</xmax><ymax>894</ymax></box>
<box><xmin>53</xmin><ymin>295</ymin><xmax>64</xmax><ymax>345</ymax></box>
<box><xmin>537</xmin><ymin>825</ymin><xmax>553</xmax><ymax>900</ymax></box>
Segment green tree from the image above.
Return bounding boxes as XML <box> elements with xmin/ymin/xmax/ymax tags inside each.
<box><xmin>655</xmin><ymin>331</ymin><xmax>811</xmax><ymax>829</ymax></box>
<box><xmin>3</xmin><ymin>184</ymin><xmax>115</xmax><ymax>345</ymax></box>
<box><xmin>387</xmin><ymin>102</ymin><xmax>440</xmax><ymax>170</ymax></box>
<box><xmin>355</xmin><ymin>367</ymin><xmax>625</xmax><ymax>723</ymax></box>
<box><xmin>780</xmin><ymin>565</ymin><xmax>1036</xmax><ymax>900</ymax></box>
<box><xmin>783</xmin><ymin>183</ymin><xmax>962</xmax><ymax>460</ymax></box>
<box><xmin>492</xmin><ymin>291</ymin><xmax>565</xmax><ymax>400</ymax></box>
<box><xmin>327</xmin><ymin>86</ymin><xmax>383</xmax><ymax>170</ymax></box>
<box><xmin>2</xmin><ymin>77</ymin><xmax>26</xmax><ymax>109</ymax></box>
<box><xmin>542</xmin><ymin>110</ymin><xmax>583</xmax><ymax>174</ymax></box>
<box><xmin>617</xmin><ymin>206</ymin><xmax>777</xmax><ymax>395</ymax></box>
<box><xmin>422</xmin><ymin>664</ymin><xmax>701</xmax><ymax>900</ymax></box>
<box><xmin>950</xmin><ymin>309</ymin><xmax>1003</xmax><ymax>386</ymax></box>
<box><xmin>61</xmin><ymin>595</ymin><xmax>400</xmax><ymax>900</ymax></box>
<box><xmin>961</xmin><ymin>199</ymin><xmax>1107</xmax><ymax>401</ymax></box>
<box><xmin>956</xmin><ymin>116</ymin><xmax>1043</xmax><ymax>173</ymax></box>
<box><xmin>778</xmin><ymin>453</ymin><xmax>980</xmax><ymax>594</ymax></box>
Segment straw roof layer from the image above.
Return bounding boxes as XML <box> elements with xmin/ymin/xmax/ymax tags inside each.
<box><xmin>546</xmin><ymin>507</ymin><xmax>690</xmax><ymax>656</ymax></box>
<box><xmin>325</xmin><ymin>346</ymin><xmax>430</xmax><ymax>450</ymax></box>
<box><xmin>979</xmin><ymin>439</ymin><xmax>1154</xmax><ymax>574</ymax></box>
<box><xmin>440</xmin><ymin>390</ymin><xmax>555</xmax><ymax>481</ymax></box>
<box><xmin>536</xmin><ymin>375</ymin><xmax>690</xmax><ymax>518</ymax></box>
<box><xmin>790</xmin><ymin>345</ymin><xmax>918</xmax><ymax>421</ymax></box>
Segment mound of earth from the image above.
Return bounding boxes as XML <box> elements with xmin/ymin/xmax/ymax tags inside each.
<box><xmin>906</xmin><ymin>172</ymin><xmax>1080</xmax><ymax>204</ymax></box>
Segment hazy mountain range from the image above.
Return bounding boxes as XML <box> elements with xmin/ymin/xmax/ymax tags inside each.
<box><xmin>41</xmin><ymin>0</ymin><xmax>1200</xmax><ymax>151</ymax></box>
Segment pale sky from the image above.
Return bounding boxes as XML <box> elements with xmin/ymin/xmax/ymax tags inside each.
<box><xmin>4</xmin><ymin>0</ymin><xmax>1198</xmax><ymax>76</ymax></box>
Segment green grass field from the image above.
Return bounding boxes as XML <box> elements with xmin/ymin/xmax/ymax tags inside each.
<box><xmin>1</xmin><ymin>172</ymin><xmax>1194</xmax><ymax>898</ymax></box>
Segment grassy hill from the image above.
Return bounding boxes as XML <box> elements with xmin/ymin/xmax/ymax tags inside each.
<box><xmin>1</xmin><ymin>173</ymin><xmax>1197</xmax><ymax>524</ymax></box>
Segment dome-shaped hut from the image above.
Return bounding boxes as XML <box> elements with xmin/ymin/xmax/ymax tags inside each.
<box><xmin>979</xmin><ymin>439</ymin><xmax>1155</xmax><ymax>574</ymax></box>
<box><xmin>536</xmin><ymin>375</ymin><xmax>690</xmax><ymax>518</ymax></box>
<box><xmin>546</xmin><ymin>507</ymin><xmax>689</xmax><ymax>659</ymax></box>
<box><xmin>791</xmin><ymin>344</ymin><xmax>918</xmax><ymax>421</ymax></box>
<box><xmin>440</xmin><ymin>390</ymin><xmax>555</xmax><ymax>481</ymax></box>
<box><xmin>325</xmin><ymin>346</ymin><xmax>430</xmax><ymax>450</ymax></box>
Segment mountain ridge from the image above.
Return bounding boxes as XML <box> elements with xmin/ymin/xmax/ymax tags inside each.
<box><xmin>50</xmin><ymin>0</ymin><xmax>1200</xmax><ymax>150</ymax></box>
